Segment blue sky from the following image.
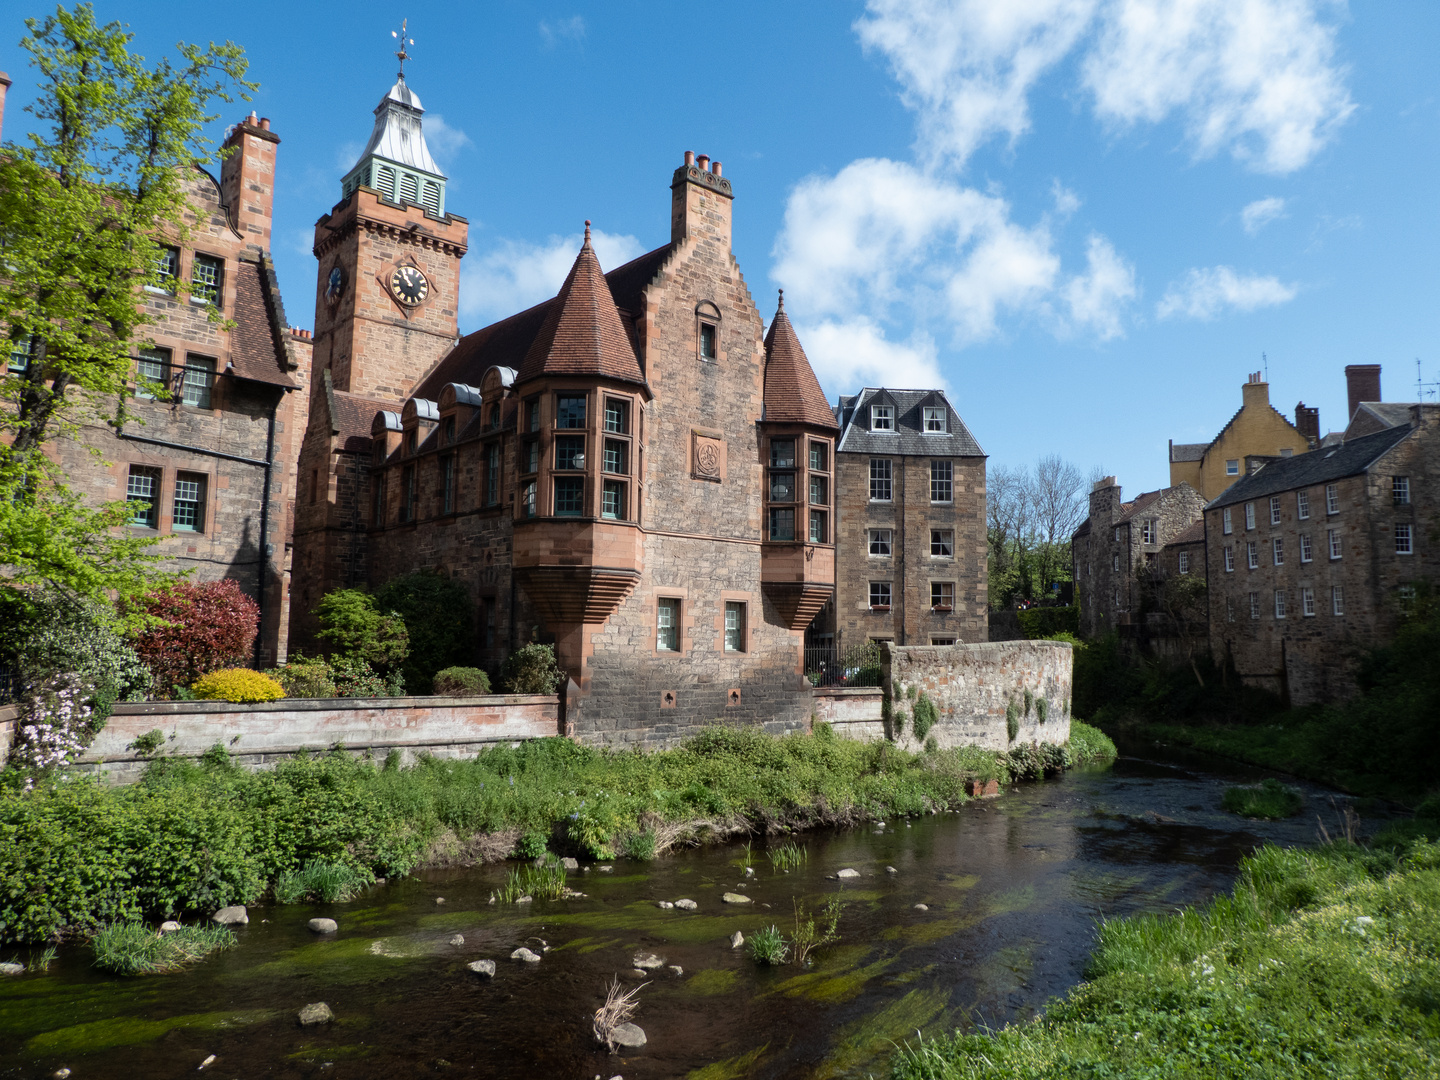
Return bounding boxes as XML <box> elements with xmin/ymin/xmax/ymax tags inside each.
<box><xmin>4</xmin><ymin>1</ymin><xmax>1438</xmax><ymax>495</ymax></box>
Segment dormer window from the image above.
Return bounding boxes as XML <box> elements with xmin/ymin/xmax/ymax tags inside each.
<box><xmin>871</xmin><ymin>405</ymin><xmax>894</xmax><ymax>431</ymax></box>
<box><xmin>443</xmin><ymin>417</ymin><xmax>456</xmax><ymax>445</ymax></box>
<box><xmin>923</xmin><ymin>406</ymin><xmax>946</xmax><ymax>433</ymax></box>
<box><xmin>488</xmin><ymin>405</ymin><xmax>501</xmax><ymax>430</ymax></box>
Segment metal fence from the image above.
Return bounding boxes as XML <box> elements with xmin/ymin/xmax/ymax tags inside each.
<box><xmin>804</xmin><ymin>641</ymin><xmax>883</xmax><ymax>688</ymax></box>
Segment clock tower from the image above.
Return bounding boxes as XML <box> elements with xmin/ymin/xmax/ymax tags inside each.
<box><xmin>310</xmin><ymin>73</ymin><xmax>468</xmax><ymax>403</ymax></box>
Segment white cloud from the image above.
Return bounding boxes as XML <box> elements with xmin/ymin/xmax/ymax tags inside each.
<box><xmin>1052</xmin><ymin>179</ymin><xmax>1082</xmax><ymax>217</ymax></box>
<box><xmin>1241</xmin><ymin>196</ymin><xmax>1288</xmax><ymax>234</ymax></box>
<box><xmin>1083</xmin><ymin>0</ymin><xmax>1355</xmax><ymax>174</ymax></box>
<box><xmin>423</xmin><ymin>114</ymin><xmax>472</xmax><ymax>162</ymax></box>
<box><xmin>1061</xmin><ymin>234</ymin><xmax>1137</xmax><ymax>339</ymax></box>
<box><xmin>1156</xmin><ymin>265</ymin><xmax>1297</xmax><ymax>320</ymax></box>
<box><xmin>539</xmin><ymin>16</ymin><xmax>586</xmax><ymax>48</ymax></box>
<box><xmin>460</xmin><ymin>228</ymin><xmax>645</xmax><ymax>327</ymax></box>
<box><xmin>334</xmin><ymin>141</ymin><xmax>362</xmax><ymax>173</ymax></box>
<box><xmin>797</xmin><ymin>318</ymin><xmax>945</xmax><ymax>395</ymax></box>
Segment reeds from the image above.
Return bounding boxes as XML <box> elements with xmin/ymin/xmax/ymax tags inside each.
<box><xmin>768</xmin><ymin>841</ymin><xmax>807</xmax><ymax>871</ymax></box>
<box><xmin>593</xmin><ymin>976</ymin><xmax>646</xmax><ymax>1051</ymax></box>
<box><xmin>273</xmin><ymin>860</ymin><xmax>374</xmax><ymax>903</ymax></box>
<box><xmin>494</xmin><ymin>855</ymin><xmax>568</xmax><ymax>902</ymax></box>
<box><xmin>748</xmin><ymin>923</ymin><xmax>789</xmax><ymax>965</ymax></box>
<box><xmin>91</xmin><ymin>923</ymin><xmax>236</xmax><ymax>976</ymax></box>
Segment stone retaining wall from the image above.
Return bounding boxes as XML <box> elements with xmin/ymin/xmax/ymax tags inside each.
<box><xmin>810</xmin><ymin>686</ymin><xmax>885</xmax><ymax>741</ymax></box>
<box><xmin>881</xmin><ymin>640</ymin><xmax>1073</xmax><ymax>752</ymax></box>
<box><xmin>0</xmin><ymin>704</ymin><xmax>16</xmax><ymax>769</ymax></box>
<box><xmin>77</xmin><ymin>695</ymin><xmax>560</xmax><ymax>784</ymax></box>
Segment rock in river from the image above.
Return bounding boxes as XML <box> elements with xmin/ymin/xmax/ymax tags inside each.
<box><xmin>308</xmin><ymin>918</ymin><xmax>338</xmax><ymax>934</ymax></box>
<box><xmin>656</xmin><ymin>901</ymin><xmax>674</xmax><ymax>909</ymax></box>
<box><xmin>674</xmin><ymin>899</ymin><xmax>698</xmax><ymax>910</ymax></box>
<box><xmin>836</xmin><ymin>868</ymin><xmax>860</xmax><ymax>879</ymax></box>
<box><xmin>511</xmin><ymin>947</ymin><xmax>542</xmax><ymax>963</ymax></box>
<box><xmin>449</xmin><ymin>934</ymin><xmax>465</xmax><ymax>947</ymax></box>
<box><xmin>610</xmin><ymin>1022</ymin><xmax>647</xmax><ymax>1049</ymax></box>
<box><xmin>729</xmin><ymin>931</ymin><xmax>745</xmax><ymax>949</ymax></box>
<box><xmin>298</xmin><ymin>1002</ymin><xmax>333</xmax><ymax>1026</ymax></box>
<box><xmin>467</xmin><ymin>959</ymin><xmax>496</xmax><ymax>978</ymax></box>
<box><xmin>0</xmin><ymin>962</ymin><xmax>24</xmax><ymax>977</ymax></box>
<box><xmin>211</xmin><ymin>906</ymin><xmax>248</xmax><ymax>926</ymax></box>
<box><xmin>722</xmin><ymin>892</ymin><xmax>751</xmax><ymax>904</ymax></box>
<box><xmin>632</xmin><ymin>952</ymin><xmax>666</xmax><ymax>970</ymax></box>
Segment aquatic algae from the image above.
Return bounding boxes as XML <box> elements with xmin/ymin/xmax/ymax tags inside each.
<box><xmin>879</xmin><ymin>913</ymin><xmax>978</xmax><ymax>946</ymax></box>
<box><xmin>942</xmin><ymin>873</ymin><xmax>981</xmax><ymax>891</ymax></box>
<box><xmin>686</xmin><ymin>967</ymin><xmax>741</xmax><ymax>996</ymax></box>
<box><xmin>767</xmin><ymin>946</ymin><xmax>895</xmax><ymax>1004</ymax></box>
<box><xmin>982</xmin><ymin>884</ymin><xmax>1037</xmax><ymax>917</ymax></box>
<box><xmin>27</xmin><ymin>1010</ymin><xmax>271</xmax><ymax>1056</ymax></box>
<box><xmin>686</xmin><ymin>1042</ymin><xmax>769</xmax><ymax>1078</ymax></box>
<box><xmin>814</xmin><ymin>985</ymin><xmax>951</xmax><ymax>1077</ymax></box>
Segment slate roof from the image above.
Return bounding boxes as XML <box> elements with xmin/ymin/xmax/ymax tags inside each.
<box><xmin>414</xmin><ymin>243</ymin><xmax>672</xmax><ymax>400</ymax></box>
<box><xmin>1165</xmin><ymin>519</ymin><xmax>1206</xmax><ymax>546</ymax></box>
<box><xmin>1207</xmin><ymin>424</ymin><xmax>1413</xmax><ymax>510</ymax></box>
<box><xmin>762</xmin><ymin>295</ymin><xmax>836</xmax><ymax>429</ymax></box>
<box><xmin>1357</xmin><ymin>402</ymin><xmax>1415</xmax><ymax>427</ymax></box>
<box><xmin>1116</xmin><ymin>488</ymin><xmax>1165</xmax><ymax>523</ymax></box>
<box><xmin>229</xmin><ymin>255</ymin><xmax>297</xmax><ymax>388</ymax></box>
<box><xmin>332</xmin><ymin>388</ymin><xmax>393</xmax><ymax>452</ymax></box>
<box><xmin>514</xmin><ymin>225</ymin><xmax>645</xmax><ymax>387</ymax></box>
<box><xmin>835</xmin><ymin>388</ymin><xmax>985</xmax><ymax>457</ymax></box>
<box><xmin>1169</xmin><ymin>441</ymin><xmax>1208</xmax><ymax>463</ymax></box>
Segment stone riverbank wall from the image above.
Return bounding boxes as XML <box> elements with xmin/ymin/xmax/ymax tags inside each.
<box><xmin>76</xmin><ymin>695</ymin><xmax>560</xmax><ymax>784</ymax></box>
<box><xmin>880</xmin><ymin>640</ymin><xmax>1073</xmax><ymax>752</ymax></box>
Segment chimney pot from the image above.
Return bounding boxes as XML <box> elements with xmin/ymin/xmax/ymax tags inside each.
<box><xmin>259</xmin><ymin>117</ymin><xmax>270</xmax><ymax>131</ymax></box>
<box><xmin>684</xmin><ymin>150</ymin><xmax>694</xmax><ymax>167</ymax></box>
<box><xmin>712</xmin><ymin>160</ymin><xmax>722</xmax><ymax>176</ymax></box>
<box><xmin>696</xmin><ymin>154</ymin><xmax>710</xmax><ymax>171</ymax></box>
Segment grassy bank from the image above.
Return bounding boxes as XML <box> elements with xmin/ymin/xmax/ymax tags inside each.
<box><xmin>0</xmin><ymin>723</ymin><xmax>1113</xmax><ymax>944</ymax></box>
<box><xmin>893</xmin><ymin>836</ymin><xmax>1440</xmax><ymax>1079</ymax></box>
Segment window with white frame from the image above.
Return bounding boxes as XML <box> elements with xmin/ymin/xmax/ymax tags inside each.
<box><xmin>1274</xmin><ymin>589</ymin><xmax>1286</xmax><ymax>619</ymax></box>
<box><xmin>1328</xmin><ymin>529</ymin><xmax>1342</xmax><ymax>560</ymax></box>
<box><xmin>809</xmin><ymin>509</ymin><xmax>825</xmax><ymax>543</ymax></box>
<box><xmin>1270</xmin><ymin>496</ymin><xmax>1281</xmax><ymax>525</ymax></box>
<box><xmin>181</xmin><ymin>356</ymin><xmax>215</xmax><ymax>409</ymax></box>
<box><xmin>1273</xmin><ymin>537</ymin><xmax>1284</xmax><ymax>565</ymax></box>
<box><xmin>869</xmin><ymin>459</ymin><xmax>892</xmax><ymax>501</ymax></box>
<box><xmin>127</xmin><ymin>465</ymin><xmax>162</xmax><ymax>528</ymax></box>
<box><xmin>724</xmin><ymin>601</ymin><xmax>746</xmax><ymax>652</ymax></box>
<box><xmin>870</xmin><ymin>404</ymin><xmax>894</xmax><ymax>431</ymax></box>
<box><xmin>1302</xmin><ymin>587</ymin><xmax>1315</xmax><ymax>617</ymax></box>
<box><xmin>153</xmin><ymin>246</ymin><xmax>179</xmax><ymax>291</ymax></box>
<box><xmin>1244</xmin><ymin>503</ymin><xmax>1256</xmax><ymax>530</ymax></box>
<box><xmin>1300</xmin><ymin>533</ymin><xmax>1313</xmax><ymax>563</ymax></box>
<box><xmin>1297</xmin><ymin>490</ymin><xmax>1310</xmax><ymax>519</ymax></box>
<box><xmin>1393</xmin><ymin>476</ymin><xmax>1411</xmax><ymax>505</ymax></box>
<box><xmin>930</xmin><ymin>460</ymin><xmax>952</xmax><ymax>503</ymax></box>
<box><xmin>1247</xmin><ymin>541</ymin><xmax>1258</xmax><ymax>569</ymax></box>
<box><xmin>1114</xmin><ymin>527</ymin><xmax>1123</xmax><ymax>542</ymax></box>
<box><xmin>1249</xmin><ymin>592</ymin><xmax>1260</xmax><ymax>619</ymax></box>
<box><xmin>1332</xmin><ymin>586</ymin><xmax>1345</xmax><ymax>616</ymax></box>
<box><xmin>930</xmin><ymin>581</ymin><xmax>954</xmax><ymax>610</ymax></box>
<box><xmin>868</xmin><ymin>529</ymin><xmax>893</xmax><ymax>556</ymax></box>
<box><xmin>1226</xmin><ymin>459</ymin><xmax>1240</xmax><ymax>475</ymax></box>
<box><xmin>7</xmin><ymin>333</ymin><xmax>36</xmax><ymax>373</ymax></box>
<box><xmin>656</xmin><ymin>598</ymin><xmax>680</xmax><ymax>651</ymax></box>
<box><xmin>922</xmin><ymin>406</ymin><xmax>946</xmax><ymax>433</ymax></box>
<box><xmin>190</xmin><ymin>254</ymin><xmax>223</xmax><ymax>305</ymax></box>
<box><xmin>1179</xmin><ymin>550</ymin><xmax>1190</xmax><ymax>574</ymax></box>
<box><xmin>931</xmin><ymin>637</ymin><xmax>956</xmax><ymax>645</ymax></box>
<box><xmin>1141</xmin><ymin>519</ymin><xmax>1157</xmax><ymax>544</ymax></box>
<box><xmin>1326</xmin><ymin>483</ymin><xmax>1340</xmax><ymax>514</ymax></box>
<box><xmin>931</xmin><ymin>529</ymin><xmax>953</xmax><ymax>557</ymax></box>
<box><xmin>869</xmin><ymin>581</ymin><xmax>892</xmax><ymax>609</ymax></box>
<box><xmin>1222</xmin><ymin>508</ymin><xmax>1232</xmax><ymax>535</ymax></box>
<box><xmin>172</xmin><ymin>473</ymin><xmax>205</xmax><ymax>532</ymax></box>
<box><xmin>1396</xmin><ymin>523</ymin><xmax>1413</xmax><ymax>554</ymax></box>
<box><xmin>521</xmin><ymin>479</ymin><xmax>536</xmax><ymax>518</ymax></box>
<box><xmin>135</xmin><ymin>348</ymin><xmax>169</xmax><ymax>399</ymax></box>
<box><xmin>603</xmin><ymin>480</ymin><xmax>626</xmax><ymax>521</ymax></box>
<box><xmin>1224</xmin><ymin>546</ymin><xmax>1234</xmax><ymax>572</ymax></box>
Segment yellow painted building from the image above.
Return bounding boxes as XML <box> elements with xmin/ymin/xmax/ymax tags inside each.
<box><xmin>1168</xmin><ymin>374</ymin><xmax>1316</xmax><ymax>502</ymax></box>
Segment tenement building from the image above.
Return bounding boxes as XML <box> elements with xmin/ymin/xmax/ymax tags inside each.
<box><xmin>1204</xmin><ymin>404</ymin><xmax>1438</xmax><ymax>705</ymax></box>
<box><xmin>17</xmin><ymin>101</ymin><xmax>311</xmax><ymax>666</ymax></box>
<box><xmin>289</xmin><ymin>74</ymin><xmax>841</xmax><ymax>742</ymax></box>
<box><xmin>828</xmin><ymin>390</ymin><xmax>987</xmax><ymax>648</ymax></box>
<box><xmin>1168</xmin><ymin>373</ymin><xmax>1317</xmax><ymax>501</ymax></box>
<box><xmin>1071</xmin><ymin>478</ymin><xmax>1206</xmax><ymax>638</ymax></box>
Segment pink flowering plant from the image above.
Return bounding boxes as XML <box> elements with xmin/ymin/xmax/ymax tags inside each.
<box><xmin>11</xmin><ymin>673</ymin><xmax>98</xmax><ymax>789</ymax></box>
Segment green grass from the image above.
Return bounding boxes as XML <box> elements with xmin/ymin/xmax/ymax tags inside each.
<box><xmin>1221</xmin><ymin>778</ymin><xmax>1303</xmax><ymax>820</ymax></box>
<box><xmin>273</xmin><ymin>859</ymin><xmax>374</xmax><ymax>903</ymax></box>
<box><xmin>768</xmin><ymin>841</ymin><xmax>807</xmax><ymax>871</ymax></box>
<box><xmin>890</xmin><ymin>839</ymin><xmax>1440</xmax><ymax>1079</ymax></box>
<box><xmin>1066</xmin><ymin>721</ymin><xmax>1117</xmax><ymax>765</ymax></box>
<box><xmin>748</xmin><ymin>923</ymin><xmax>789</xmax><ymax>966</ymax></box>
<box><xmin>90</xmin><ymin>923</ymin><xmax>236</xmax><ymax>976</ymax></box>
<box><xmin>494</xmin><ymin>857</ymin><xmax>567</xmax><ymax>903</ymax></box>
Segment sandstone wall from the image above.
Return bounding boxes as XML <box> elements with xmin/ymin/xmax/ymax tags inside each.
<box><xmin>880</xmin><ymin>640</ymin><xmax>1074</xmax><ymax>752</ymax></box>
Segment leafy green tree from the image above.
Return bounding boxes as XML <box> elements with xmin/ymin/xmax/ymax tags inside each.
<box><xmin>373</xmin><ymin>570</ymin><xmax>474</xmax><ymax>693</ymax></box>
<box><xmin>313</xmin><ymin>590</ymin><xmax>409</xmax><ymax>672</ymax></box>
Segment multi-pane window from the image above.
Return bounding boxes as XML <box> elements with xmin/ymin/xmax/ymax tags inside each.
<box><xmin>1274</xmin><ymin>590</ymin><xmax>1287</xmax><ymax>619</ymax></box>
<box><xmin>769</xmin><ymin>468</ymin><xmax>795</xmax><ymax>503</ymax></box>
<box><xmin>406</xmin><ymin>430</ymin><xmax>417</xmax><ymax>456</ymax></box>
<box><xmin>1396</xmin><ymin>523</ymin><xmax>1413</xmax><ymax>554</ymax></box>
<box><xmin>442</xmin><ymin>455</ymin><xmax>456</xmax><ymax>515</ymax></box>
<box><xmin>809</xmin><ymin>474</ymin><xmax>828</xmax><ymax>506</ymax></box>
<box><xmin>1393</xmin><ymin>476</ymin><xmax>1411</xmax><ymax>505</ymax></box>
<box><xmin>1141</xmin><ymin>519</ymin><xmax>1157</xmax><ymax>544</ymax></box>
<box><xmin>555</xmin><ymin>435</ymin><xmax>585</xmax><ymax>471</ymax></box>
<box><xmin>1300</xmin><ymin>534</ymin><xmax>1313</xmax><ymax>562</ymax></box>
<box><xmin>770</xmin><ymin>439</ymin><xmax>795</xmax><ymax>468</ymax></box>
<box><xmin>869</xmin><ymin>581</ymin><xmax>892</xmax><ymax>609</ymax></box>
<box><xmin>604</xmin><ymin>398</ymin><xmax>629</xmax><ymax>434</ymax></box>
<box><xmin>1400</xmin><ymin>584</ymin><xmax>1418</xmax><ymax>610</ymax></box>
<box><xmin>1269</xmin><ymin>496</ymin><xmax>1282</xmax><ymax>525</ymax></box>
<box><xmin>523</xmin><ymin>440</ymin><xmax>539</xmax><ymax>475</ymax></box>
<box><xmin>556</xmin><ymin>395</ymin><xmax>586</xmax><ymax>429</ymax></box>
<box><xmin>1302</xmin><ymin>588</ymin><xmax>1315</xmax><ymax>617</ymax></box>
<box><xmin>1179</xmin><ymin>551</ymin><xmax>1190</xmax><ymax>574</ymax></box>
<box><xmin>657</xmin><ymin>598</ymin><xmax>680</xmax><ymax>651</ymax></box>
<box><xmin>931</xmin><ymin>530</ymin><xmax>953</xmax><ymax>557</ymax></box>
<box><xmin>1332</xmin><ymin>586</ymin><xmax>1345</xmax><ymax>616</ymax></box>
<box><xmin>154</xmin><ymin>246</ymin><xmax>179</xmax><ymax>290</ymax></box>
<box><xmin>1222</xmin><ymin>508</ymin><xmax>1232</xmax><ymax>535</ymax></box>
<box><xmin>923</xmin><ymin>406</ymin><xmax>946</xmax><ymax>432</ymax></box>
<box><xmin>1244</xmin><ymin>503</ymin><xmax>1255</xmax><ymax>530</ymax></box>
<box><xmin>127</xmin><ymin>466</ymin><xmax>162</xmax><ymax>528</ymax></box>
<box><xmin>699</xmin><ymin>322</ymin><xmax>717</xmax><ymax>360</ymax></box>
<box><xmin>724</xmin><ymin>602</ymin><xmax>746</xmax><ymax>652</ymax></box>
<box><xmin>932</xmin><ymin>638</ymin><xmax>956</xmax><ymax>646</ymax></box>
<box><xmin>554</xmin><ymin>477</ymin><xmax>584</xmax><ymax>516</ymax></box>
<box><xmin>930</xmin><ymin>460</ymin><xmax>952</xmax><ymax>503</ymax></box>
<box><xmin>181</xmin><ymin>356</ymin><xmax>215</xmax><ymax>408</ymax></box>
<box><xmin>769</xmin><ymin>507</ymin><xmax>795</xmax><ymax>541</ymax></box>
<box><xmin>1297</xmin><ymin>491</ymin><xmax>1310</xmax><ymax>519</ymax></box>
<box><xmin>1328</xmin><ymin>529</ymin><xmax>1342</xmax><ymax>559</ymax></box>
<box><xmin>172</xmin><ymin>473</ymin><xmax>205</xmax><ymax>532</ymax></box>
<box><xmin>372</xmin><ymin>472</ymin><xmax>386</xmax><ymax>526</ymax></box>
<box><xmin>869</xmin><ymin>459</ymin><xmax>892</xmax><ymax>501</ymax></box>
<box><xmin>135</xmin><ymin>348</ymin><xmax>169</xmax><ymax>399</ymax></box>
<box><xmin>603</xmin><ymin>439</ymin><xmax>627</xmax><ymax>474</ymax></box>
<box><xmin>190</xmin><ymin>254</ymin><xmax>223</xmax><ymax>304</ymax></box>
<box><xmin>870</xmin><ymin>404</ymin><xmax>894</xmax><ymax>431</ymax></box>
<box><xmin>1249</xmin><ymin>591</ymin><xmax>1260</xmax><ymax>619</ymax></box>
<box><xmin>486</xmin><ymin>443</ymin><xmax>500</xmax><ymax>505</ymax></box>
<box><xmin>602</xmin><ymin>480</ymin><xmax>625</xmax><ymax>520</ymax></box>
<box><xmin>1226</xmin><ymin>459</ymin><xmax>1240</xmax><ymax>476</ymax></box>
<box><xmin>401</xmin><ymin>465</ymin><xmax>416</xmax><ymax>522</ymax></box>
<box><xmin>809</xmin><ymin>510</ymin><xmax>825</xmax><ymax>543</ymax></box>
<box><xmin>521</xmin><ymin>480</ymin><xmax>537</xmax><ymax>518</ymax></box>
<box><xmin>1224</xmin><ymin>546</ymin><xmax>1234</xmax><ymax>572</ymax></box>
<box><xmin>7</xmin><ymin>333</ymin><xmax>36</xmax><ymax>374</ymax></box>
<box><xmin>930</xmin><ymin>582</ymin><xmax>954</xmax><ymax>610</ymax></box>
<box><xmin>1226</xmin><ymin>598</ymin><xmax>1235</xmax><ymax>622</ymax></box>
<box><xmin>1273</xmin><ymin>537</ymin><xmax>1284</xmax><ymax>565</ymax></box>
<box><xmin>809</xmin><ymin>442</ymin><xmax>827</xmax><ymax>471</ymax></box>
<box><xmin>869</xmin><ymin>529</ymin><xmax>893</xmax><ymax>556</ymax></box>
<box><xmin>1247</xmin><ymin>541</ymin><xmax>1258</xmax><ymax>569</ymax></box>
<box><xmin>1325</xmin><ymin>483</ymin><xmax>1339</xmax><ymax>514</ymax></box>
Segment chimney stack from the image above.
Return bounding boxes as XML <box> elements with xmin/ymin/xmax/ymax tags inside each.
<box><xmin>1345</xmin><ymin>364</ymin><xmax>1381</xmax><ymax>422</ymax></box>
<box><xmin>670</xmin><ymin>147</ymin><xmax>734</xmax><ymax>248</ymax></box>
<box><xmin>1241</xmin><ymin>375</ymin><xmax>1270</xmax><ymax>412</ymax></box>
<box><xmin>1294</xmin><ymin>402</ymin><xmax>1320</xmax><ymax>445</ymax></box>
<box><xmin>220</xmin><ymin>113</ymin><xmax>281</xmax><ymax>254</ymax></box>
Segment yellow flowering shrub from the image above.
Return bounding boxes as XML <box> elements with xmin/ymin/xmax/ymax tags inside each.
<box><xmin>190</xmin><ymin>668</ymin><xmax>286</xmax><ymax>704</ymax></box>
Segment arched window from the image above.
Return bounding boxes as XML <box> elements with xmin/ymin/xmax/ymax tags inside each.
<box><xmin>695</xmin><ymin>301</ymin><xmax>722</xmax><ymax>362</ymax></box>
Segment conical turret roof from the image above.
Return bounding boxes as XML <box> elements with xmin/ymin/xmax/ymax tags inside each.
<box><xmin>763</xmin><ymin>292</ymin><xmax>837</xmax><ymax>429</ymax></box>
<box><xmin>515</xmin><ymin>224</ymin><xmax>646</xmax><ymax>386</ymax></box>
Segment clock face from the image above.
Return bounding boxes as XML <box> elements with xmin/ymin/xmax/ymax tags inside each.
<box><xmin>389</xmin><ymin>265</ymin><xmax>430</xmax><ymax>306</ymax></box>
<box><xmin>325</xmin><ymin>266</ymin><xmax>345</xmax><ymax>304</ymax></box>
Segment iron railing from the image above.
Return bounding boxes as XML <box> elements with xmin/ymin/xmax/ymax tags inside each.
<box><xmin>804</xmin><ymin>641</ymin><xmax>883</xmax><ymax>688</ymax></box>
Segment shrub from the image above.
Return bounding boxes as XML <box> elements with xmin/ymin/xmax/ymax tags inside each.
<box><xmin>513</xmin><ymin>830</ymin><xmax>549</xmax><ymax>860</ymax></box>
<box><xmin>432</xmin><ymin>666</ymin><xmax>491</xmax><ymax>696</ymax></box>
<box><xmin>126</xmin><ymin>580</ymin><xmax>259</xmax><ymax>693</ymax></box>
<box><xmin>191</xmin><ymin>669</ymin><xmax>284</xmax><ymax>704</ymax></box>
<box><xmin>621</xmin><ymin>829</ymin><xmax>657</xmax><ymax>861</ymax></box>
<box><xmin>912</xmin><ymin>692</ymin><xmax>939</xmax><ymax>742</ymax></box>
<box><xmin>1007</xmin><ymin>742</ymin><xmax>1070</xmax><ymax>781</ymax></box>
<box><xmin>313</xmin><ymin>589</ymin><xmax>408</xmax><ymax>672</ymax></box>
<box><xmin>1222</xmin><ymin>778</ymin><xmax>1303</xmax><ymax>819</ymax></box>
<box><xmin>748</xmin><ymin>924</ymin><xmax>789</xmax><ymax>965</ymax></box>
<box><xmin>374</xmin><ymin>571</ymin><xmax>475</xmax><ymax>694</ymax></box>
<box><xmin>500</xmin><ymin>643</ymin><xmax>564</xmax><ymax>695</ymax></box>
<box><xmin>791</xmin><ymin>896</ymin><xmax>841</xmax><ymax>966</ymax></box>
<box><xmin>91</xmin><ymin>922</ymin><xmax>236</xmax><ymax>975</ymax></box>
<box><xmin>1005</xmin><ymin>699</ymin><xmax>1020</xmax><ymax>743</ymax></box>
<box><xmin>1067</xmin><ymin>721</ymin><xmax>1117</xmax><ymax>764</ymax></box>
<box><xmin>9</xmin><ymin>674</ymin><xmax>98</xmax><ymax>783</ymax></box>
<box><xmin>1017</xmin><ymin>606</ymin><xmax>1080</xmax><ymax>638</ymax></box>
<box><xmin>1036</xmin><ymin>697</ymin><xmax>1049</xmax><ymax>723</ymax></box>
<box><xmin>265</xmin><ymin>655</ymin><xmax>336</xmax><ymax>698</ymax></box>
<box><xmin>331</xmin><ymin>655</ymin><xmax>404</xmax><ymax>698</ymax></box>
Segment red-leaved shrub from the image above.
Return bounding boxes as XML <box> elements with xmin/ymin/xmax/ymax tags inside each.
<box><xmin>127</xmin><ymin>580</ymin><xmax>260</xmax><ymax>694</ymax></box>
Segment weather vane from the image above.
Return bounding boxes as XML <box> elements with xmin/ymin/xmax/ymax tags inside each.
<box><xmin>392</xmin><ymin>19</ymin><xmax>414</xmax><ymax>80</ymax></box>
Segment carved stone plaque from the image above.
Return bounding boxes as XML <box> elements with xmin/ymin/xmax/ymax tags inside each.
<box><xmin>692</xmin><ymin>433</ymin><xmax>724</xmax><ymax>482</ymax></box>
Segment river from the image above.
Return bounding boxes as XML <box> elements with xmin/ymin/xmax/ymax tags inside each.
<box><xmin>0</xmin><ymin>746</ymin><xmax>1355</xmax><ymax>1079</ymax></box>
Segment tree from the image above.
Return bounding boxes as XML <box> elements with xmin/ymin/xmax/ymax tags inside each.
<box><xmin>1029</xmin><ymin>454</ymin><xmax>1086</xmax><ymax>598</ymax></box>
<box><xmin>986</xmin><ymin>465</ymin><xmax>1031</xmax><ymax>607</ymax></box>
<box><xmin>373</xmin><ymin>570</ymin><xmax>474</xmax><ymax>694</ymax></box>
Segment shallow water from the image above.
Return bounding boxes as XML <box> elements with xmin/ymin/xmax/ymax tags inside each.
<box><xmin>0</xmin><ymin>751</ymin><xmax>1352</xmax><ymax>1079</ymax></box>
